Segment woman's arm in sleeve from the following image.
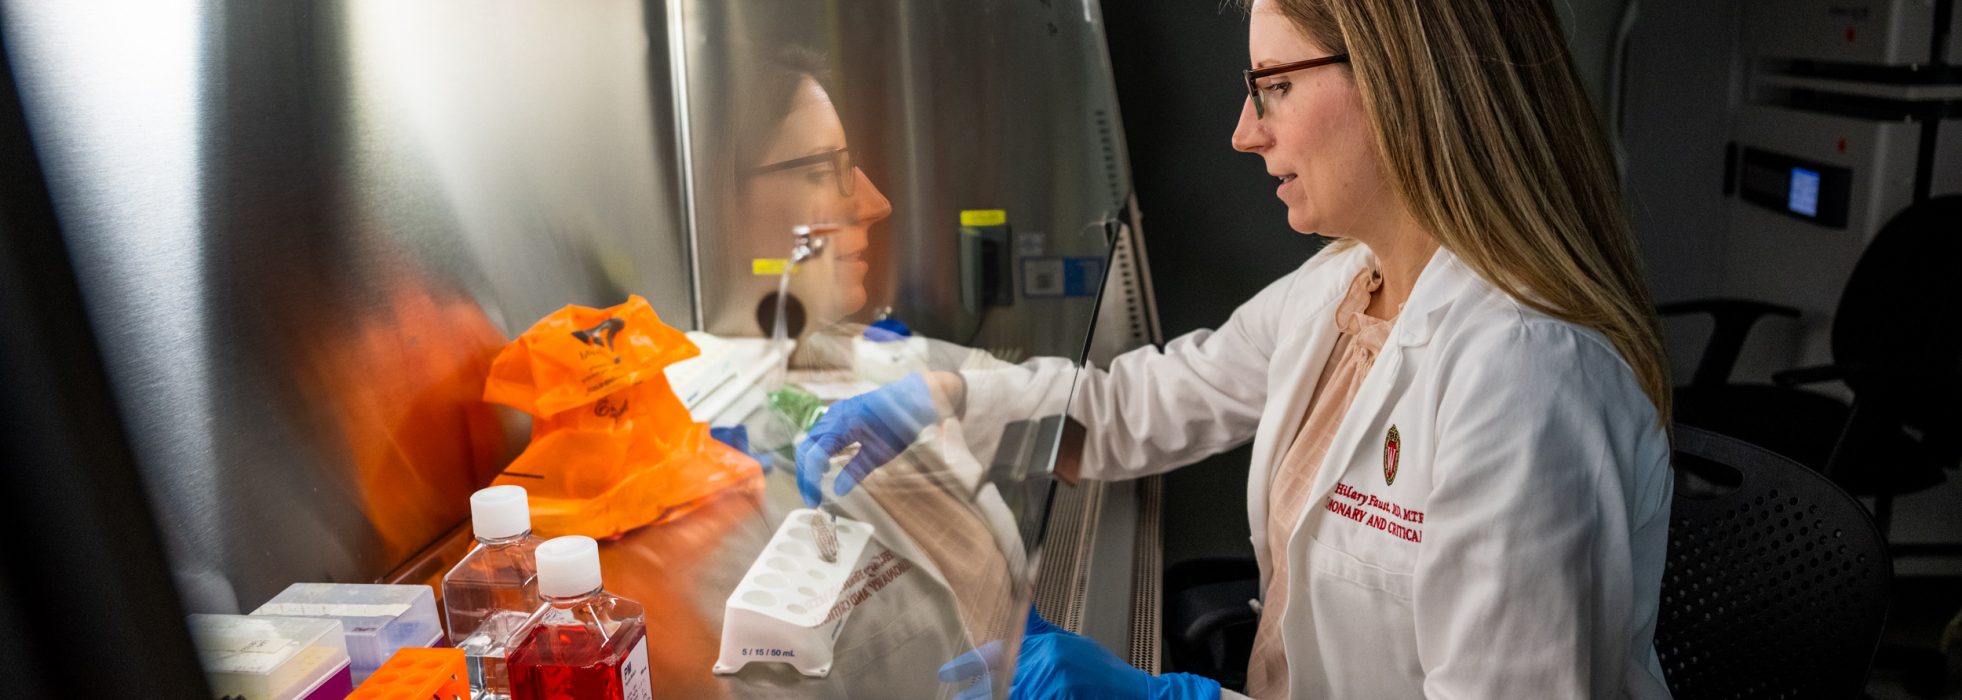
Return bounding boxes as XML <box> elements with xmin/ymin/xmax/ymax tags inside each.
<box><xmin>958</xmin><ymin>260</ymin><xmax>1319</xmax><ymax>481</ymax></box>
<box><xmin>1413</xmin><ymin>323</ymin><xmax>1672</xmax><ymax>699</ymax></box>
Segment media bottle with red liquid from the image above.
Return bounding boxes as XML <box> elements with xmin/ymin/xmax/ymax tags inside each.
<box><xmin>507</xmin><ymin>535</ymin><xmax>652</xmax><ymax>700</ymax></box>
<box><xmin>444</xmin><ymin>485</ymin><xmax>548</xmax><ymax>700</ymax></box>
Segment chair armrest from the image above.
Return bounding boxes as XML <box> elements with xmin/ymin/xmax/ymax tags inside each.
<box><xmin>1657</xmin><ymin>298</ymin><xmax>1802</xmax><ymax>387</ymax></box>
<box><xmin>1164</xmin><ymin>577</ymin><xmax>1260</xmax><ymax>678</ymax></box>
<box><xmin>1657</xmin><ymin>298</ymin><xmax>1801</xmax><ymax>320</ymax></box>
<box><xmin>1770</xmin><ymin>364</ymin><xmax>1908</xmax><ymax>390</ymax></box>
<box><xmin>1772</xmin><ymin>364</ymin><xmax>1850</xmax><ymax>388</ymax></box>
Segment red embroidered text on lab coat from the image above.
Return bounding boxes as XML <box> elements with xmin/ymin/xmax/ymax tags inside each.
<box><xmin>1329</xmin><ymin>481</ymin><xmax>1424</xmax><ymax>544</ymax></box>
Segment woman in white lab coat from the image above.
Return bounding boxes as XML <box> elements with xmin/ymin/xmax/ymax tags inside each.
<box><xmin>797</xmin><ymin>0</ymin><xmax>1676</xmax><ymax>697</ymax></box>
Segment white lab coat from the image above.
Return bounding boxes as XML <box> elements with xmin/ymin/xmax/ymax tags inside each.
<box><xmin>961</xmin><ymin>244</ymin><xmax>1674</xmax><ymax>699</ymax></box>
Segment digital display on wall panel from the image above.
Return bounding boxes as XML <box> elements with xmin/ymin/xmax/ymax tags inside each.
<box><xmin>1737</xmin><ymin>147</ymin><xmax>1850</xmax><ymax>228</ymax></box>
<box><xmin>1787</xmin><ymin>168</ymin><xmax>1820</xmax><ymax>216</ymax></box>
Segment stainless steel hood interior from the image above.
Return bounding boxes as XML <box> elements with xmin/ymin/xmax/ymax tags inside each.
<box><xmin>2</xmin><ymin>0</ymin><xmax>1135</xmax><ymax>618</ymax></box>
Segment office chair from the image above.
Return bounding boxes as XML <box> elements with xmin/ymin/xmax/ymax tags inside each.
<box><xmin>1662</xmin><ymin>195</ymin><xmax>1962</xmax><ymax>541</ymax></box>
<box><xmin>1162</xmin><ymin>558</ymin><xmax>1260</xmax><ymax>692</ymax></box>
<box><xmin>1658</xmin><ymin>425</ymin><xmax>1892</xmax><ymax>699</ymax></box>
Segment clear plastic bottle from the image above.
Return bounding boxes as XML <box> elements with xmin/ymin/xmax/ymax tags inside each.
<box><xmin>507</xmin><ymin>536</ymin><xmax>651</xmax><ymax>700</ymax></box>
<box><xmin>443</xmin><ymin>485</ymin><xmax>546</xmax><ymax>700</ymax></box>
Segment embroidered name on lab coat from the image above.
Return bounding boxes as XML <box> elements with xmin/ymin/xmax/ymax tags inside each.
<box><xmin>1329</xmin><ymin>481</ymin><xmax>1425</xmax><ymax>543</ymax></box>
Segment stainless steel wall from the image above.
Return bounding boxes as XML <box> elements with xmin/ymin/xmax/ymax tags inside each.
<box><xmin>674</xmin><ymin>0</ymin><xmax>1130</xmax><ymax>358</ymax></box>
<box><xmin>2</xmin><ymin>0</ymin><xmax>693</xmax><ymax>613</ymax></box>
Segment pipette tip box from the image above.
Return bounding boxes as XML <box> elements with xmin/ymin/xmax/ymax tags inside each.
<box><xmin>348</xmin><ymin>646</ymin><xmax>468</xmax><ymax>700</ymax></box>
<box><xmin>249</xmin><ymin>582</ymin><xmax>444</xmax><ymax>684</ymax></box>
<box><xmin>188</xmin><ymin>613</ymin><xmax>354</xmax><ymax>700</ymax></box>
<box><xmin>714</xmin><ymin>509</ymin><xmax>873</xmax><ymax>678</ymax></box>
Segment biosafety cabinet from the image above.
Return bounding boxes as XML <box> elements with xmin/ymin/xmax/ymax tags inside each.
<box><xmin>0</xmin><ymin>1</ymin><xmax>1162</xmax><ymax>697</ymax></box>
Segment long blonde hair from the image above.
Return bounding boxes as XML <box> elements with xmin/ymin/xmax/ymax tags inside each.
<box><xmin>1257</xmin><ymin>0</ymin><xmax>1672</xmax><ymax>424</ymax></box>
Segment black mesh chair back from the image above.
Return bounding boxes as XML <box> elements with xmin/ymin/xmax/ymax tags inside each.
<box><xmin>1831</xmin><ymin>195</ymin><xmax>1962</xmax><ymax>452</ymax></box>
<box><xmin>1833</xmin><ymin>195</ymin><xmax>1962</xmax><ymax>386</ymax></box>
<box><xmin>1657</xmin><ymin>425</ymin><xmax>1892</xmax><ymax>700</ymax></box>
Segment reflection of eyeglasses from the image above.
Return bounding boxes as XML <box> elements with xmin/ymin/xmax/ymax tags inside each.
<box><xmin>1243</xmin><ymin>54</ymin><xmax>1350</xmax><ymax>119</ymax></box>
<box><xmin>751</xmin><ymin>148</ymin><xmax>856</xmax><ymax>198</ymax></box>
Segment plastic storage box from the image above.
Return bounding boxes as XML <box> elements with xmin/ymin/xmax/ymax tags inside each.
<box><xmin>250</xmin><ymin>583</ymin><xmax>445</xmax><ymax>684</ymax></box>
<box><xmin>188</xmin><ymin>614</ymin><xmax>353</xmax><ymax>700</ymax></box>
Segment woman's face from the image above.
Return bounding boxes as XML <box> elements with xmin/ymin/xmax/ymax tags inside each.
<box><xmin>748</xmin><ymin>77</ymin><xmax>893</xmax><ymax>320</ymax></box>
<box><xmin>1230</xmin><ymin>2</ymin><xmax>1395</xmax><ymax>239</ymax></box>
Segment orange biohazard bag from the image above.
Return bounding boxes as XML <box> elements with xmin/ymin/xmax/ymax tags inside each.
<box><xmin>483</xmin><ymin>295</ymin><xmax>761</xmax><ymax>539</ymax></box>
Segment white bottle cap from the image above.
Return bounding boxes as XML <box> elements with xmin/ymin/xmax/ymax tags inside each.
<box><xmin>470</xmin><ymin>485</ymin><xmax>532</xmax><ymax>540</ymax></box>
<box><xmin>536</xmin><ymin>536</ymin><xmax>604</xmax><ymax>598</ymax></box>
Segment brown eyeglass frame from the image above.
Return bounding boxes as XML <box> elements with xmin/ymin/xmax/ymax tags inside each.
<box><xmin>1244</xmin><ymin>54</ymin><xmax>1350</xmax><ymax>118</ymax></box>
<box><xmin>751</xmin><ymin>147</ymin><xmax>856</xmax><ymax>198</ymax></box>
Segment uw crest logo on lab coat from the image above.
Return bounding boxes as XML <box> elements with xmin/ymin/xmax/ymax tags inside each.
<box><xmin>1383</xmin><ymin>425</ymin><xmax>1401</xmax><ymax>485</ymax></box>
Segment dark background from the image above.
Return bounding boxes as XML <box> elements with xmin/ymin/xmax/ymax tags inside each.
<box><xmin>1101</xmin><ymin>0</ymin><xmax>1329</xmax><ymax>566</ymax></box>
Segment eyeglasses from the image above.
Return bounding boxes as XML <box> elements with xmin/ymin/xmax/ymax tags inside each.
<box><xmin>751</xmin><ymin>147</ymin><xmax>856</xmax><ymax>198</ymax></box>
<box><xmin>1243</xmin><ymin>54</ymin><xmax>1350</xmax><ymax>119</ymax></box>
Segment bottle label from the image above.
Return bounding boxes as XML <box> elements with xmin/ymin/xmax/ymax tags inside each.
<box><xmin>619</xmin><ymin>634</ymin><xmax>651</xmax><ymax>700</ymax></box>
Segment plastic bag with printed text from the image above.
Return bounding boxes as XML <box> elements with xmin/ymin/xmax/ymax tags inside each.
<box><xmin>483</xmin><ymin>295</ymin><xmax>762</xmax><ymax>539</ymax></box>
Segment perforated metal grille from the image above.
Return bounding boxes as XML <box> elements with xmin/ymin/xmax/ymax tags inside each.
<box><xmin>1128</xmin><ymin>475</ymin><xmax>1164</xmax><ymax>673</ymax></box>
<box><xmin>1656</xmin><ymin>463</ymin><xmax>1891</xmax><ymax>699</ymax></box>
<box><xmin>1109</xmin><ymin>228</ymin><xmax>1147</xmax><ymax>349</ymax></box>
<box><xmin>1033</xmin><ymin>479</ymin><xmax>1103</xmax><ymax>631</ymax></box>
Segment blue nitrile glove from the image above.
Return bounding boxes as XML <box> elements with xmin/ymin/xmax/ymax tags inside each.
<box><xmin>868</xmin><ymin>317</ymin><xmax>914</xmax><ymax>338</ymax></box>
<box><xmin>863</xmin><ymin>325</ymin><xmax>907</xmax><ymax>342</ymax></box>
<box><xmin>939</xmin><ymin>609</ymin><xmax>1220</xmax><ymax>700</ymax></box>
<box><xmin>709</xmin><ymin>425</ymin><xmax>772</xmax><ymax>473</ymax></box>
<box><xmin>940</xmin><ymin>610</ymin><xmax>1056</xmax><ymax>700</ymax></box>
<box><xmin>795</xmin><ymin>373</ymin><xmax>940</xmax><ymax>507</ymax></box>
<box><xmin>1025</xmin><ymin>610</ymin><xmax>1065</xmax><ymax>636</ymax></box>
<box><xmin>940</xmin><ymin>638</ymin><xmax>1005</xmax><ymax>700</ymax></box>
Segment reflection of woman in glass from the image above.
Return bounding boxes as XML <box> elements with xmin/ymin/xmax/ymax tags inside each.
<box><xmin>721</xmin><ymin>46</ymin><xmax>1025</xmax><ymax>656</ymax></box>
<box><xmin>724</xmin><ymin>49</ymin><xmax>1009</xmax><ymax>377</ymax></box>
<box><xmin>730</xmin><ymin>47</ymin><xmax>889</xmax><ymax>331</ymax></box>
